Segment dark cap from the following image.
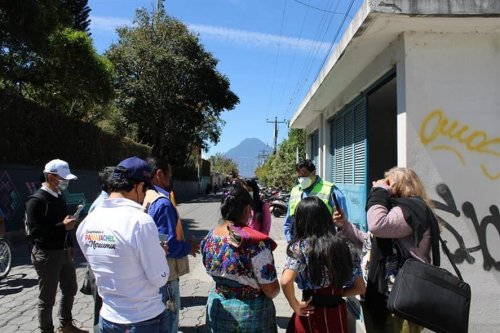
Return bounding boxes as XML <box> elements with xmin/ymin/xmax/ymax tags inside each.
<box><xmin>113</xmin><ymin>156</ymin><xmax>152</xmax><ymax>184</ymax></box>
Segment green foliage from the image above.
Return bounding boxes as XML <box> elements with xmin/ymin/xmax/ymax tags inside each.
<box><xmin>1</xmin><ymin>91</ymin><xmax>150</xmax><ymax>169</ymax></box>
<box><xmin>106</xmin><ymin>8</ymin><xmax>239</xmax><ymax>165</ymax></box>
<box><xmin>208</xmin><ymin>153</ymin><xmax>239</xmax><ymax>177</ymax></box>
<box><xmin>31</xmin><ymin>28</ymin><xmax>114</xmax><ymax>117</ymax></box>
<box><xmin>0</xmin><ymin>0</ymin><xmax>113</xmax><ymax>119</ymax></box>
<box><xmin>258</xmin><ymin>128</ymin><xmax>305</xmax><ymax>190</ymax></box>
<box><xmin>63</xmin><ymin>0</ymin><xmax>91</xmax><ymax>34</ymax></box>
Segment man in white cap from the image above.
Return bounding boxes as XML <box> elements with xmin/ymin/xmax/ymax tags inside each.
<box><xmin>26</xmin><ymin>159</ymin><xmax>87</xmax><ymax>333</ymax></box>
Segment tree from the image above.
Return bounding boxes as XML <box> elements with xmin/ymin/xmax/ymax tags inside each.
<box><xmin>63</xmin><ymin>0</ymin><xmax>91</xmax><ymax>34</ymax></box>
<box><xmin>0</xmin><ymin>0</ymin><xmax>113</xmax><ymax>119</ymax></box>
<box><xmin>106</xmin><ymin>8</ymin><xmax>239</xmax><ymax>165</ymax></box>
<box><xmin>257</xmin><ymin>128</ymin><xmax>305</xmax><ymax>189</ymax></box>
<box><xmin>209</xmin><ymin>153</ymin><xmax>239</xmax><ymax>177</ymax></box>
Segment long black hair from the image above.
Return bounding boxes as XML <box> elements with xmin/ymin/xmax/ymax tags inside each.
<box><xmin>242</xmin><ymin>178</ymin><xmax>264</xmax><ymax>223</ymax></box>
<box><xmin>220</xmin><ymin>184</ymin><xmax>253</xmax><ymax>225</ymax></box>
<box><xmin>287</xmin><ymin>196</ymin><xmax>353</xmax><ymax>288</ymax></box>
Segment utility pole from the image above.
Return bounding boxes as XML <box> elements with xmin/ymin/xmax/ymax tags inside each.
<box><xmin>266</xmin><ymin>117</ymin><xmax>287</xmax><ymax>155</ymax></box>
<box><xmin>257</xmin><ymin>150</ymin><xmax>269</xmax><ymax>166</ymax></box>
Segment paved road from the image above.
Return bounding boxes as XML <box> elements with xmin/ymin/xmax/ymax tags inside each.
<box><xmin>0</xmin><ymin>194</ymin><xmax>294</xmax><ymax>332</ymax></box>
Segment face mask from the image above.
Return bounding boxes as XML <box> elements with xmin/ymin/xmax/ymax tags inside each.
<box><xmin>57</xmin><ymin>179</ymin><xmax>69</xmax><ymax>191</ymax></box>
<box><xmin>298</xmin><ymin>176</ymin><xmax>312</xmax><ymax>189</ymax></box>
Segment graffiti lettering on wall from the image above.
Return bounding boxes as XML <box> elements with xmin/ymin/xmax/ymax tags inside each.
<box><xmin>432</xmin><ymin>183</ymin><xmax>500</xmax><ymax>271</ymax></box>
<box><xmin>0</xmin><ymin>171</ymin><xmax>22</xmax><ymax>224</ymax></box>
<box><xmin>419</xmin><ymin>109</ymin><xmax>499</xmax><ymax>180</ymax></box>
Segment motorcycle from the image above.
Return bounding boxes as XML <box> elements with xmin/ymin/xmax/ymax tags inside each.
<box><xmin>268</xmin><ymin>191</ymin><xmax>290</xmax><ymax>218</ymax></box>
<box><xmin>269</xmin><ymin>199</ymin><xmax>287</xmax><ymax>217</ymax></box>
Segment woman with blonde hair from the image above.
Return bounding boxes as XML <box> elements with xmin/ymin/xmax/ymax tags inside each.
<box><xmin>334</xmin><ymin>166</ymin><xmax>440</xmax><ymax>333</ymax></box>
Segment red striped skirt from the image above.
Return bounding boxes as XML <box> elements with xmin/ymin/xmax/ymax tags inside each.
<box><xmin>286</xmin><ymin>287</ymin><xmax>349</xmax><ymax>333</ymax></box>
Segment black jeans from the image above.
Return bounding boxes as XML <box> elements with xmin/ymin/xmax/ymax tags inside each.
<box><xmin>31</xmin><ymin>246</ymin><xmax>78</xmax><ymax>333</ymax></box>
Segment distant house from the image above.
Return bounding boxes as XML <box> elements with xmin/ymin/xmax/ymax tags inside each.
<box><xmin>290</xmin><ymin>1</ymin><xmax>500</xmax><ymax>332</ymax></box>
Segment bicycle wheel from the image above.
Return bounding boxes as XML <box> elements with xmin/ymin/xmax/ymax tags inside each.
<box><xmin>0</xmin><ymin>239</ymin><xmax>12</xmax><ymax>279</ymax></box>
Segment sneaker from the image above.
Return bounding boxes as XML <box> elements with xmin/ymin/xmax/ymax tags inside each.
<box><xmin>56</xmin><ymin>322</ymin><xmax>89</xmax><ymax>333</ymax></box>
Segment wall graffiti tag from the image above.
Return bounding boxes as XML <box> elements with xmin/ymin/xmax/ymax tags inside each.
<box><xmin>0</xmin><ymin>171</ymin><xmax>22</xmax><ymax>224</ymax></box>
<box><xmin>432</xmin><ymin>183</ymin><xmax>500</xmax><ymax>271</ymax></box>
<box><xmin>419</xmin><ymin>109</ymin><xmax>500</xmax><ymax>180</ymax></box>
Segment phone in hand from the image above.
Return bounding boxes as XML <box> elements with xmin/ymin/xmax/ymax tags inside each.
<box><xmin>73</xmin><ymin>204</ymin><xmax>84</xmax><ymax>219</ymax></box>
<box><xmin>331</xmin><ymin>192</ymin><xmax>340</xmax><ymax>210</ymax></box>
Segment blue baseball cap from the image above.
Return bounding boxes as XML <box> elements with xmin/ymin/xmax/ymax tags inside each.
<box><xmin>113</xmin><ymin>156</ymin><xmax>152</xmax><ymax>184</ymax></box>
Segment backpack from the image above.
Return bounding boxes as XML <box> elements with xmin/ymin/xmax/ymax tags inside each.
<box><xmin>24</xmin><ymin>191</ymin><xmax>49</xmax><ymax>244</ymax></box>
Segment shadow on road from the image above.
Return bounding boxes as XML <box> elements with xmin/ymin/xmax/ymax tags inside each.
<box><xmin>179</xmin><ymin>325</ymin><xmax>207</xmax><ymax>333</ymax></box>
<box><xmin>181</xmin><ymin>295</ymin><xmax>208</xmax><ymax>307</ymax></box>
<box><xmin>181</xmin><ymin>218</ymin><xmax>210</xmax><ymax>242</ymax></box>
<box><xmin>0</xmin><ymin>273</ymin><xmax>38</xmax><ymax>295</ymax></box>
<box><xmin>183</xmin><ymin>194</ymin><xmax>222</xmax><ymax>204</ymax></box>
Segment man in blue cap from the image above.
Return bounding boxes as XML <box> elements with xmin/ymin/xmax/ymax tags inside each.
<box><xmin>77</xmin><ymin>156</ymin><xmax>170</xmax><ymax>333</ymax></box>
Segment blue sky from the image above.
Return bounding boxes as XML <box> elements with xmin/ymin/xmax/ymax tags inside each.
<box><xmin>88</xmin><ymin>0</ymin><xmax>363</xmax><ymax>157</ymax></box>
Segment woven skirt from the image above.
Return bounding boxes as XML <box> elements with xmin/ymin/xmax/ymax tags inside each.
<box><xmin>206</xmin><ymin>289</ymin><xmax>277</xmax><ymax>332</ymax></box>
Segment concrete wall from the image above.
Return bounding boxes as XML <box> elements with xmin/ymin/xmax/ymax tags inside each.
<box><xmin>403</xmin><ymin>31</ymin><xmax>500</xmax><ymax>331</ymax></box>
<box><xmin>0</xmin><ymin>164</ymin><xmax>205</xmax><ymax>241</ymax></box>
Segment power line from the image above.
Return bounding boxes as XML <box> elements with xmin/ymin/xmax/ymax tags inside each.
<box><xmin>292</xmin><ymin>0</ymin><xmax>346</xmax><ymax>14</ymax></box>
<box><xmin>283</xmin><ymin>0</ymin><xmax>342</xmax><ymax>119</ymax></box>
<box><xmin>266</xmin><ymin>0</ymin><xmax>288</xmax><ymax>120</ymax></box>
<box><xmin>313</xmin><ymin>0</ymin><xmax>357</xmax><ymax>81</ymax></box>
<box><xmin>257</xmin><ymin>150</ymin><xmax>270</xmax><ymax>166</ymax></box>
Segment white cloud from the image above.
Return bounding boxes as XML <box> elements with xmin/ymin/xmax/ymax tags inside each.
<box><xmin>91</xmin><ymin>16</ymin><xmax>132</xmax><ymax>33</ymax></box>
<box><xmin>90</xmin><ymin>15</ymin><xmax>329</xmax><ymax>53</ymax></box>
<box><xmin>189</xmin><ymin>24</ymin><xmax>330</xmax><ymax>53</ymax></box>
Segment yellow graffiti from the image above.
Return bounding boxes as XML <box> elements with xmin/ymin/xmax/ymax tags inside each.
<box><xmin>420</xmin><ymin>109</ymin><xmax>500</xmax><ymax>180</ymax></box>
<box><xmin>481</xmin><ymin>164</ymin><xmax>500</xmax><ymax>180</ymax></box>
<box><xmin>420</xmin><ymin>109</ymin><xmax>500</xmax><ymax>157</ymax></box>
<box><xmin>432</xmin><ymin>145</ymin><xmax>465</xmax><ymax>165</ymax></box>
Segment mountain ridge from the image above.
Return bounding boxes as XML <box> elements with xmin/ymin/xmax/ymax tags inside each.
<box><xmin>224</xmin><ymin>138</ymin><xmax>272</xmax><ymax>177</ymax></box>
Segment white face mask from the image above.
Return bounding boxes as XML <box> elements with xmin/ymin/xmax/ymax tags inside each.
<box><xmin>57</xmin><ymin>179</ymin><xmax>69</xmax><ymax>191</ymax></box>
<box><xmin>298</xmin><ymin>176</ymin><xmax>312</xmax><ymax>189</ymax></box>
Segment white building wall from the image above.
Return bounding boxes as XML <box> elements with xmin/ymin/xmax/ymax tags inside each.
<box><xmin>403</xmin><ymin>31</ymin><xmax>500</xmax><ymax>331</ymax></box>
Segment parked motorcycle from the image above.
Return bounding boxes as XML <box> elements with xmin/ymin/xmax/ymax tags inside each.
<box><xmin>269</xmin><ymin>199</ymin><xmax>287</xmax><ymax>217</ymax></box>
<box><xmin>267</xmin><ymin>191</ymin><xmax>290</xmax><ymax>217</ymax></box>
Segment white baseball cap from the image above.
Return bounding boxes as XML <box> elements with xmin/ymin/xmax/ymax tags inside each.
<box><xmin>43</xmin><ymin>159</ymin><xmax>78</xmax><ymax>180</ymax></box>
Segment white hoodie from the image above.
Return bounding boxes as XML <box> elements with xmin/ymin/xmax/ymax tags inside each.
<box><xmin>77</xmin><ymin>197</ymin><xmax>169</xmax><ymax>324</ymax></box>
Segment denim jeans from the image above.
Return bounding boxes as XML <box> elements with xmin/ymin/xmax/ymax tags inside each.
<box><xmin>99</xmin><ymin>309</ymin><xmax>169</xmax><ymax>333</ymax></box>
<box><xmin>159</xmin><ymin>278</ymin><xmax>180</xmax><ymax>333</ymax></box>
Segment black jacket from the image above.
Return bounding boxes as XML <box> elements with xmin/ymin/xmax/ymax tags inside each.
<box><xmin>26</xmin><ymin>188</ymin><xmax>71</xmax><ymax>250</ymax></box>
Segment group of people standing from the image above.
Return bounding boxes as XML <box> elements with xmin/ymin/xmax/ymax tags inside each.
<box><xmin>25</xmin><ymin>156</ymin><xmax>439</xmax><ymax>333</ymax></box>
<box><xmin>200</xmin><ymin>159</ymin><xmax>439</xmax><ymax>333</ymax></box>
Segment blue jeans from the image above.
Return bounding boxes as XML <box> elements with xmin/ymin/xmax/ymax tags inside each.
<box><xmin>99</xmin><ymin>310</ymin><xmax>169</xmax><ymax>333</ymax></box>
<box><xmin>160</xmin><ymin>278</ymin><xmax>180</xmax><ymax>333</ymax></box>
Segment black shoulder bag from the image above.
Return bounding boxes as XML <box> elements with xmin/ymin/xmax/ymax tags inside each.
<box><xmin>387</xmin><ymin>236</ymin><xmax>471</xmax><ymax>333</ymax></box>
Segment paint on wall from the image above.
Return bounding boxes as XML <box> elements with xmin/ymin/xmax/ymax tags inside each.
<box><xmin>432</xmin><ymin>183</ymin><xmax>500</xmax><ymax>272</ymax></box>
<box><xmin>0</xmin><ymin>171</ymin><xmax>22</xmax><ymax>226</ymax></box>
<box><xmin>419</xmin><ymin>109</ymin><xmax>499</xmax><ymax>180</ymax></box>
